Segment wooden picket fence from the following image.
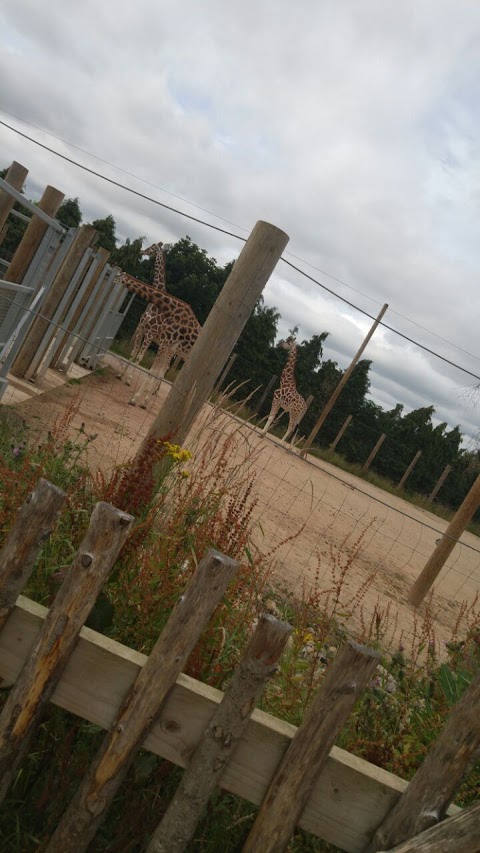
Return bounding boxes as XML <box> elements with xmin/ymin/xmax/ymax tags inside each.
<box><xmin>0</xmin><ymin>479</ymin><xmax>479</xmax><ymax>852</ymax></box>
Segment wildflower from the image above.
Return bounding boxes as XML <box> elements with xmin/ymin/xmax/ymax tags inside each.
<box><xmin>180</xmin><ymin>470</ymin><xmax>190</xmax><ymax>478</ymax></box>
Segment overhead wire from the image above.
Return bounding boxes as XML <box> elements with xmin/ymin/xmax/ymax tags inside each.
<box><xmin>1</xmin><ymin>114</ymin><xmax>480</xmax><ymax>384</ymax></box>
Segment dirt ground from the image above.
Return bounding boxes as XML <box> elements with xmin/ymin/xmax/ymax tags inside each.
<box><xmin>4</xmin><ymin>357</ymin><xmax>480</xmax><ymax>653</ymax></box>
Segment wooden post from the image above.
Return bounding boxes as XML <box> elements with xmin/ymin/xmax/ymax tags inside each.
<box><xmin>213</xmin><ymin>352</ymin><xmax>238</xmax><ymax>395</ymax></box>
<box><xmin>0</xmin><ymin>162</ymin><xmax>28</xmax><ymax>232</ymax></box>
<box><xmin>137</xmin><ymin>221</ymin><xmax>288</xmax><ymax>451</ymax></box>
<box><xmin>147</xmin><ymin>613</ymin><xmax>292</xmax><ymax>853</ymax></box>
<box><xmin>300</xmin><ymin>303</ymin><xmax>388</xmax><ymax>458</ymax></box>
<box><xmin>4</xmin><ymin>185</ymin><xmax>64</xmax><ymax>285</ymax></box>
<box><xmin>253</xmin><ymin>373</ymin><xmax>277</xmax><ymax>415</ymax></box>
<box><xmin>0</xmin><ymin>502</ymin><xmax>133</xmax><ymax>802</ymax></box>
<box><xmin>11</xmin><ymin>224</ymin><xmax>97</xmax><ymax>378</ymax></box>
<box><xmin>427</xmin><ymin>464</ymin><xmax>452</xmax><ymax>505</ymax></box>
<box><xmin>330</xmin><ymin>414</ymin><xmax>353</xmax><ymax>451</ymax></box>
<box><xmin>408</xmin><ymin>473</ymin><xmax>480</xmax><ymax>607</ymax></box>
<box><xmin>46</xmin><ymin>549</ymin><xmax>239</xmax><ymax>853</ymax></box>
<box><xmin>362</xmin><ymin>433</ymin><xmax>386</xmax><ymax>471</ymax></box>
<box><xmin>378</xmin><ymin>799</ymin><xmax>480</xmax><ymax>853</ymax></box>
<box><xmin>397</xmin><ymin>450</ymin><xmax>422</xmax><ymax>490</ymax></box>
<box><xmin>366</xmin><ymin>670</ymin><xmax>480</xmax><ymax>852</ymax></box>
<box><xmin>243</xmin><ymin>640</ymin><xmax>380</xmax><ymax>853</ymax></box>
<box><xmin>50</xmin><ymin>246</ymin><xmax>110</xmax><ymax>367</ymax></box>
<box><xmin>0</xmin><ymin>479</ymin><xmax>65</xmax><ymax>630</ymax></box>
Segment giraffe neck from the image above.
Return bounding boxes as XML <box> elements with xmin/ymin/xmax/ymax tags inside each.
<box><xmin>121</xmin><ymin>274</ymin><xmax>172</xmax><ymax>310</ymax></box>
<box><xmin>153</xmin><ymin>247</ymin><xmax>166</xmax><ymax>291</ymax></box>
<box><xmin>281</xmin><ymin>348</ymin><xmax>297</xmax><ymax>389</ymax></box>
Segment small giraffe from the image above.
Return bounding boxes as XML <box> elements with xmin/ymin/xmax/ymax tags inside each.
<box><xmin>262</xmin><ymin>337</ymin><xmax>307</xmax><ymax>442</ymax></box>
<box><xmin>116</xmin><ymin>273</ymin><xmax>201</xmax><ymax>408</ymax></box>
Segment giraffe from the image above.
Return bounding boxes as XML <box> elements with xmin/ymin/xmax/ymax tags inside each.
<box><xmin>142</xmin><ymin>241</ymin><xmax>166</xmax><ymax>291</ymax></box>
<box><xmin>262</xmin><ymin>337</ymin><xmax>307</xmax><ymax>442</ymax></box>
<box><xmin>116</xmin><ymin>273</ymin><xmax>201</xmax><ymax>408</ymax></box>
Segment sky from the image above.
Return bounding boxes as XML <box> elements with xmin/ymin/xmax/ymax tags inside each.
<box><xmin>1</xmin><ymin>0</ymin><xmax>479</xmax><ymax>444</ymax></box>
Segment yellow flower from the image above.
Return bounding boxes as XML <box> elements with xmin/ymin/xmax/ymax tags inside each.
<box><xmin>180</xmin><ymin>470</ymin><xmax>190</xmax><ymax>478</ymax></box>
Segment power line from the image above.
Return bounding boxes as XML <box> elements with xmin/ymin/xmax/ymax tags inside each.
<box><xmin>2</xmin><ymin>115</ymin><xmax>480</xmax><ymax>384</ymax></box>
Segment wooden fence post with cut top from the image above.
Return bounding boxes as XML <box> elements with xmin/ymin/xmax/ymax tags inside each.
<box><xmin>0</xmin><ymin>501</ymin><xmax>133</xmax><ymax>802</ymax></box>
<box><xmin>408</xmin><ymin>472</ymin><xmax>480</xmax><ymax>607</ymax></box>
<box><xmin>366</xmin><ymin>669</ymin><xmax>480</xmax><ymax>851</ymax></box>
<box><xmin>0</xmin><ymin>162</ymin><xmax>29</xmax><ymax>232</ymax></box>
<box><xmin>362</xmin><ymin>433</ymin><xmax>386</xmax><ymax>471</ymax></box>
<box><xmin>397</xmin><ymin>450</ymin><xmax>422</xmax><ymax>490</ymax></box>
<box><xmin>330</xmin><ymin>414</ymin><xmax>353</xmax><ymax>451</ymax></box>
<box><xmin>46</xmin><ymin>548</ymin><xmax>239</xmax><ymax>853</ymax></box>
<box><xmin>427</xmin><ymin>464</ymin><xmax>451</xmax><ymax>505</ymax></box>
<box><xmin>376</xmin><ymin>799</ymin><xmax>480</xmax><ymax>853</ymax></box>
<box><xmin>147</xmin><ymin>613</ymin><xmax>292</xmax><ymax>853</ymax></box>
<box><xmin>4</xmin><ymin>185</ymin><xmax>65</xmax><ymax>285</ymax></box>
<box><xmin>0</xmin><ymin>479</ymin><xmax>66</xmax><ymax>631</ymax></box>
<box><xmin>243</xmin><ymin>640</ymin><xmax>380</xmax><ymax>853</ymax></box>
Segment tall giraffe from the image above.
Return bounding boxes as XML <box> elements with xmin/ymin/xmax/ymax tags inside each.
<box><xmin>116</xmin><ymin>274</ymin><xmax>202</xmax><ymax>408</ymax></box>
<box><xmin>142</xmin><ymin>242</ymin><xmax>166</xmax><ymax>291</ymax></box>
<box><xmin>262</xmin><ymin>337</ymin><xmax>307</xmax><ymax>442</ymax></box>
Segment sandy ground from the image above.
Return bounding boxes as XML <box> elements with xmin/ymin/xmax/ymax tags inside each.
<box><xmin>3</xmin><ymin>357</ymin><xmax>480</xmax><ymax>653</ymax></box>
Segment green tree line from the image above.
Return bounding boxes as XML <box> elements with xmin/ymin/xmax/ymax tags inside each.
<box><xmin>1</xmin><ymin>178</ymin><xmax>478</xmax><ymax>515</ymax></box>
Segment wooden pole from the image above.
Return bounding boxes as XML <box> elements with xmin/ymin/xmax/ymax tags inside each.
<box><xmin>408</xmin><ymin>473</ymin><xmax>480</xmax><ymax>607</ymax></box>
<box><xmin>362</xmin><ymin>433</ymin><xmax>386</xmax><ymax>471</ymax></box>
<box><xmin>0</xmin><ymin>162</ymin><xmax>29</xmax><ymax>232</ymax></box>
<box><xmin>366</xmin><ymin>670</ymin><xmax>480</xmax><ymax>852</ymax></box>
<box><xmin>11</xmin><ymin>224</ymin><xmax>97</xmax><ymax>378</ymax></box>
<box><xmin>300</xmin><ymin>303</ymin><xmax>388</xmax><ymax>458</ymax></box>
<box><xmin>213</xmin><ymin>352</ymin><xmax>238</xmax><ymax>395</ymax></box>
<box><xmin>46</xmin><ymin>549</ymin><xmax>239</xmax><ymax>853</ymax></box>
<box><xmin>0</xmin><ymin>479</ymin><xmax>65</xmax><ymax>630</ymax></box>
<box><xmin>253</xmin><ymin>373</ymin><xmax>277</xmax><ymax>415</ymax></box>
<box><xmin>397</xmin><ymin>450</ymin><xmax>422</xmax><ymax>490</ymax></box>
<box><xmin>243</xmin><ymin>640</ymin><xmax>380</xmax><ymax>853</ymax></box>
<box><xmin>330</xmin><ymin>414</ymin><xmax>353</xmax><ymax>451</ymax></box>
<box><xmin>427</xmin><ymin>464</ymin><xmax>452</xmax><ymax>505</ymax></box>
<box><xmin>50</xmin><ymin>246</ymin><xmax>110</xmax><ymax>367</ymax></box>
<box><xmin>4</xmin><ymin>185</ymin><xmax>64</xmax><ymax>285</ymax></box>
<box><xmin>377</xmin><ymin>799</ymin><xmax>480</xmax><ymax>853</ymax></box>
<box><xmin>138</xmin><ymin>221</ymin><xmax>288</xmax><ymax>451</ymax></box>
<box><xmin>147</xmin><ymin>613</ymin><xmax>292</xmax><ymax>853</ymax></box>
<box><xmin>0</xmin><ymin>502</ymin><xmax>133</xmax><ymax>802</ymax></box>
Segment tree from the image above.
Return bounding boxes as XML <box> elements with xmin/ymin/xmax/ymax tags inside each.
<box><xmin>57</xmin><ymin>197</ymin><xmax>82</xmax><ymax>229</ymax></box>
<box><xmin>91</xmin><ymin>214</ymin><xmax>117</xmax><ymax>253</ymax></box>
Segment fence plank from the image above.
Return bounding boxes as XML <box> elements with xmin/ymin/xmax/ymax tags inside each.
<box><xmin>0</xmin><ymin>502</ymin><xmax>133</xmax><ymax>802</ymax></box>
<box><xmin>243</xmin><ymin>640</ymin><xmax>381</xmax><ymax>852</ymax></box>
<box><xmin>0</xmin><ymin>479</ymin><xmax>66</xmax><ymax>630</ymax></box>
<box><xmin>46</xmin><ymin>548</ymin><xmax>239</xmax><ymax>853</ymax></box>
<box><xmin>0</xmin><ymin>596</ymin><xmax>460</xmax><ymax>853</ymax></box>
<box><xmin>147</xmin><ymin>612</ymin><xmax>292</xmax><ymax>853</ymax></box>
<box><xmin>378</xmin><ymin>799</ymin><xmax>480</xmax><ymax>853</ymax></box>
<box><xmin>366</xmin><ymin>670</ymin><xmax>480</xmax><ymax>852</ymax></box>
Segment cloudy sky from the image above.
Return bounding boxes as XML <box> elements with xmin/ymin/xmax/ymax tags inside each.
<box><xmin>1</xmin><ymin>0</ymin><xmax>479</xmax><ymax>443</ymax></box>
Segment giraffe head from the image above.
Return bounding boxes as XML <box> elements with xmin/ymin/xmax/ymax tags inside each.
<box><xmin>143</xmin><ymin>242</ymin><xmax>164</xmax><ymax>258</ymax></box>
<box><xmin>279</xmin><ymin>336</ymin><xmax>297</xmax><ymax>353</ymax></box>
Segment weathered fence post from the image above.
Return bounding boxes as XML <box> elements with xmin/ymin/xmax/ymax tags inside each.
<box><xmin>330</xmin><ymin>414</ymin><xmax>352</xmax><ymax>451</ymax></box>
<box><xmin>4</xmin><ymin>185</ymin><xmax>64</xmax><ymax>285</ymax></box>
<box><xmin>0</xmin><ymin>479</ymin><xmax>65</xmax><ymax>630</ymax></box>
<box><xmin>300</xmin><ymin>304</ymin><xmax>388</xmax><ymax>458</ymax></box>
<box><xmin>397</xmin><ymin>450</ymin><xmax>422</xmax><ymax>490</ymax></box>
<box><xmin>362</xmin><ymin>433</ymin><xmax>386</xmax><ymax>471</ymax></box>
<box><xmin>137</xmin><ymin>221</ymin><xmax>288</xmax><ymax>452</ymax></box>
<box><xmin>11</xmin><ymin>224</ymin><xmax>97</xmax><ymax>378</ymax></box>
<box><xmin>408</xmin><ymin>472</ymin><xmax>480</xmax><ymax>607</ymax></box>
<box><xmin>147</xmin><ymin>613</ymin><xmax>292</xmax><ymax>853</ymax></box>
<box><xmin>213</xmin><ymin>352</ymin><xmax>238</xmax><ymax>395</ymax></box>
<box><xmin>427</xmin><ymin>464</ymin><xmax>452</xmax><ymax>505</ymax></box>
<box><xmin>243</xmin><ymin>640</ymin><xmax>380</xmax><ymax>853</ymax></box>
<box><xmin>0</xmin><ymin>502</ymin><xmax>133</xmax><ymax>802</ymax></box>
<box><xmin>366</xmin><ymin>669</ymin><xmax>480</xmax><ymax>851</ymax></box>
<box><xmin>0</xmin><ymin>162</ymin><xmax>29</xmax><ymax>232</ymax></box>
<box><xmin>253</xmin><ymin>373</ymin><xmax>277</xmax><ymax>416</ymax></box>
<box><xmin>378</xmin><ymin>799</ymin><xmax>480</xmax><ymax>853</ymax></box>
<box><xmin>46</xmin><ymin>549</ymin><xmax>239</xmax><ymax>853</ymax></box>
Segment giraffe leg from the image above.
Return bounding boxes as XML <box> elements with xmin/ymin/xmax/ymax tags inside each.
<box><xmin>282</xmin><ymin>413</ymin><xmax>297</xmax><ymax>443</ymax></box>
<box><xmin>129</xmin><ymin>348</ymin><xmax>172</xmax><ymax>408</ymax></box>
<box><xmin>262</xmin><ymin>397</ymin><xmax>282</xmax><ymax>435</ymax></box>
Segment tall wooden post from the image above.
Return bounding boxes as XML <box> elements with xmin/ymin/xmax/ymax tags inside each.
<box><xmin>300</xmin><ymin>303</ymin><xmax>388</xmax><ymax>458</ymax></box>
<box><xmin>427</xmin><ymin>464</ymin><xmax>452</xmax><ymax>505</ymax></box>
<box><xmin>11</xmin><ymin>224</ymin><xmax>96</xmax><ymax>378</ymax></box>
<box><xmin>330</xmin><ymin>414</ymin><xmax>352</xmax><ymax>451</ymax></box>
<box><xmin>362</xmin><ymin>433</ymin><xmax>386</xmax><ymax>471</ymax></box>
<box><xmin>4</xmin><ymin>185</ymin><xmax>64</xmax><ymax>285</ymax></box>
<box><xmin>397</xmin><ymin>450</ymin><xmax>422</xmax><ymax>490</ymax></box>
<box><xmin>139</xmin><ymin>221</ymin><xmax>288</xmax><ymax>450</ymax></box>
<box><xmin>0</xmin><ymin>162</ymin><xmax>28</xmax><ymax>232</ymax></box>
<box><xmin>213</xmin><ymin>352</ymin><xmax>238</xmax><ymax>394</ymax></box>
<box><xmin>253</xmin><ymin>373</ymin><xmax>277</xmax><ymax>415</ymax></box>
<box><xmin>408</xmin><ymin>473</ymin><xmax>480</xmax><ymax>607</ymax></box>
